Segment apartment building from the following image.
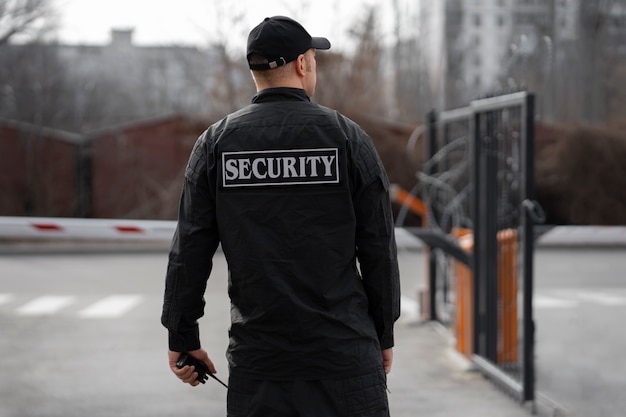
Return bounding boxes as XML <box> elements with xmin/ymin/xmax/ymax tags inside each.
<box><xmin>413</xmin><ymin>0</ymin><xmax>626</xmax><ymax>123</ymax></box>
<box><xmin>416</xmin><ymin>0</ymin><xmax>552</xmax><ymax>109</ymax></box>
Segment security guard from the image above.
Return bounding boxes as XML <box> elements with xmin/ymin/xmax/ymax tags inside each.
<box><xmin>162</xmin><ymin>15</ymin><xmax>401</xmax><ymax>417</ymax></box>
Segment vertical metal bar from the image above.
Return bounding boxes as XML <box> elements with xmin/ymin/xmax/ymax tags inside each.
<box><xmin>426</xmin><ymin>110</ymin><xmax>439</xmax><ymax>321</ymax></box>
<box><xmin>442</xmin><ymin>122</ymin><xmax>450</xmax><ymax>309</ymax></box>
<box><xmin>470</xmin><ymin>110</ymin><xmax>482</xmax><ymax>356</ymax></box>
<box><xmin>484</xmin><ymin>110</ymin><xmax>499</xmax><ymax>363</ymax></box>
<box><xmin>76</xmin><ymin>141</ymin><xmax>92</xmax><ymax>218</ymax></box>
<box><xmin>522</xmin><ymin>94</ymin><xmax>536</xmax><ymax>402</ymax></box>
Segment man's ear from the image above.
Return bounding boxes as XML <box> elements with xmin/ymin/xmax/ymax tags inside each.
<box><xmin>295</xmin><ymin>54</ymin><xmax>307</xmax><ymax>77</ymax></box>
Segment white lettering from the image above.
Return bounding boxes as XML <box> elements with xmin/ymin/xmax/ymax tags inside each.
<box><xmin>320</xmin><ymin>155</ymin><xmax>336</xmax><ymax>177</ymax></box>
<box><xmin>252</xmin><ymin>159</ymin><xmax>267</xmax><ymax>179</ymax></box>
<box><xmin>225</xmin><ymin>159</ymin><xmax>238</xmax><ymax>180</ymax></box>
<box><xmin>222</xmin><ymin>148</ymin><xmax>339</xmax><ymax>187</ymax></box>
<box><xmin>298</xmin><ymin>157</ymin><xmax>307</xmax><ymax>178</ymax></box>
<box><xmin>283</xmin><ymin>157</ymin><xmax>297</xmax><ymax>178</ymax></box>
<box><xmin>239</xmin><ymin>159</ymin><xmax>251</xmax><ymax>180</ymax></box>
<box><xmin>306</xmin><ymin>156</ymin><xmax>321</xmax><ymax>177</ymax></box>
<box><xmin>267</xmin><ymin>158</ymin><xmax>281</xmax><ymax>179</ymax></box>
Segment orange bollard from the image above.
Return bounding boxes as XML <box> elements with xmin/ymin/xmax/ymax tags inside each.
<box><xmin>497</xmin><ymin>229</ymin><xmax>518</xmax><ymax>364</ymax></box>
<box><xmin>452</xmin><ymin>228</ymin><xmax>519</xmax><ymax>364</ymax></box>
<box><xmin>452</xmin><ymin>228</ymin><xmax>473</xmax><ymax>358</ymax></box>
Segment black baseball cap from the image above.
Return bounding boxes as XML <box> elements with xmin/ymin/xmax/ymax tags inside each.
<box><xmin>247</xmin><ymin>16</ymin><xmax>331</xmax><ymax>71</ymax></box>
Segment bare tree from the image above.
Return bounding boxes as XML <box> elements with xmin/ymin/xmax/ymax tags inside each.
<box><xmin>581</xmin><ymin>0</ymin><xmax>626</xmax><ymax>125</ymax></box>
<box><xmin>0</xmin><ymin>42</ymin><xmax>69</xmax><ymax>127</ymax></box>
<box><xmin>0</xmin><ymin>0</ymin><xmax>63</xmax><ymax>124</ymax></box>
<box><xmin>0</xmin><ymin>0</ymin><xmax>55</xmax><ymax>45</ymax></box>
<box><xmin>189</xmin><ymin>0</ymin><xmax>256</xmax><ymax>118</ymax></box>
<box><xmin>391</xmin><ymin>0</ymin><xmax>431</xmax><ymax>123</ymax></box>
<box><xmin>315</xmin><ymin>7</ymin><xmax>386</xmax><ymax>116</ymax></box>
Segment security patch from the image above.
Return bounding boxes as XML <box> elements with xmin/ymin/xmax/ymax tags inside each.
<box><xmin>222</xmin><ymin>148</ymin><xmax>339</xmax><ymax>188</ymax></box>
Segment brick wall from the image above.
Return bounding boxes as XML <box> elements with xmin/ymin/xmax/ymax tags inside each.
<box><xmin>0</xmin><ymin>123</ymin><xmax>79</xmax><ymax>217</ymax></box>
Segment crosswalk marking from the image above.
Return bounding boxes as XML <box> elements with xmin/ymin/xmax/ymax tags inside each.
<box><xmin>401</xmin><ymin>294</ymin><xmax>420</xmax><ymax>321</ymax></box>
<box><xmin>572</xmin><ymin>292</ymin><xmax>626</xmax><ymax>306</ymax></box>
<box><xmin>534</xmin><ymin>290</ymin><xmax>626</xmax><ymax>309</ymax></box>
<box><xmin>16</xmin><ymin>295</ymin><xmax>75</xmax><ymax>316</ymax></box>
<box><xmin>0</xmin><ymin>294</ymin><xmax>14</xmax><ymax>306</ymax></box>
<box><xmin>2</xmin><ymin>289</ymin><xmax>624</xmax><ymax>318</ymax></box>
<box><xmin>78</xmin><ymin>295</ymin><xmax>143</xmax><ymax>319</ymax></box>
<box><xmin>533</xmin><ymin>295</ymin><xmax>578</xmax><ymax>309</ymax></box>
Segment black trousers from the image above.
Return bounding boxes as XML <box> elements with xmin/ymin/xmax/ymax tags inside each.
<box><xmin>227</xmin><ymin>367</ymin><xmax>390</xmax><ymax>417</ymax></box>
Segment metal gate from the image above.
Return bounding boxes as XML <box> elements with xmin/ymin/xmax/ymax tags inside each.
<box><xmin>420</xmin><ymin>92</ymin><xmax>541</xmax><ymax>406</ymax></box>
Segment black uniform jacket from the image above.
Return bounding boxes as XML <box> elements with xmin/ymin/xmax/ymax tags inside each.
<box><xmin>162</xmin><ymin>87</ymin><xmax>400</xmax><ymax>380</ymax></box>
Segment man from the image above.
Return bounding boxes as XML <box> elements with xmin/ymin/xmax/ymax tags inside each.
<box><xmin>162</xmin><ymin>15</ymin><xmax>400</xmax><ymax>417</ymax></box>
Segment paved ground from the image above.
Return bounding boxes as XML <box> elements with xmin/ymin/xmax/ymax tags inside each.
<box><xmin>0</xmin><ymin>242</ymin><xmax>543</xmax><ymax>417</ymax></box>
<box><xmin>5</xmin><ymin>225</ymin><xmax>624</xmax><ymax>416</ymax></box>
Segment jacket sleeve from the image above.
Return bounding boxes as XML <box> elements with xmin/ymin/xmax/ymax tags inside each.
<box><xmin>351</xmin><ymin>129</ymin><xmax>401</xmax><ymax>350</ymax></box>
<box><xmin>161</xmin><ymin>132</ymin><xmax>220</xmax><ymax>352</ymax></box>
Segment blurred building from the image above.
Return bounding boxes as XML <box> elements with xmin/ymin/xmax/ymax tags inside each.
<box><xmin>412</xmin><ymin>0</ymin><xmax>626</xmax><ymax>124</ymax></box>
<box><xmin>415</xmin><ymin>0</ymin><xmax>553</xmax><ymax>110</ymax></box>
<box><xmin>0</xmin><ymin>29</ymin><xmax>244</xmax><ymax>132</ymax></box>
<box><xmin>56</xmin><ymin>29</ymin><xmax>219</xmax><ymax>127</ymax></box>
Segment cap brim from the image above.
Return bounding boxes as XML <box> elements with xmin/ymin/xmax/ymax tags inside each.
<box><xmin>311</xmin><ymin>37</ymin><xmax>331</xmax><ymax>50</ymax></box>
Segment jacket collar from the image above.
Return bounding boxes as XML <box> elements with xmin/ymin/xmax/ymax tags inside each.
<box><xmin>251</xmin><ymin>87</ymin><xmax>311</xmax><ymax>104</ymax></box>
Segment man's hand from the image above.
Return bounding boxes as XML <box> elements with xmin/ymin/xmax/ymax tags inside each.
<box><xmin>382</xmin><ymin>348</ymin><xmax>393</xmax><ymax>374</ymax></box>
<box><xmin>168</xmin><ymin>348</ymin><xmax>217</xmax><ymax>386</ymax></box>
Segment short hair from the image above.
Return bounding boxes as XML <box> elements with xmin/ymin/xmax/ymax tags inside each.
<box><xmin>249</xmin><ymin>53</ymin><xmax>294</xmax><ymax>81</ymax></box>
<box><xmin>248</xmin><ymin>53</ymin><xmax>270</xmax><ymax>67</ymax></box>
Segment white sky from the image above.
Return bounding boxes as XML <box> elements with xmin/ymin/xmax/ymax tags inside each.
<box><xmin>55</xmin><ymin>0</ymin><xmax>394</xmax><ymax>53</ymax></box>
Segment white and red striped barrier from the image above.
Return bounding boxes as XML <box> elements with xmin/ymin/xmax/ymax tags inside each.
<box><xmin>3</xmin><ymin>217</ymin><xmax>625</xmax><ymax>247</ymax></box>
<box><xmin>0</xmin><ymin>217</ymin><xmax>177</xmax><ymax>241</ymax></box>
<box><xmin>0</xmin><ymin>216</ymin><xmax>423</xmax><ymax>249</ymax></box>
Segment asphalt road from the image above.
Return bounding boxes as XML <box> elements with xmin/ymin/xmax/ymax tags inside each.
<box><xmin>0</xmin><ymin>251</ymin><xmax>230</xmax><ymax>417</ymax></box>
<box><xmin>0</xmin><ymin>246</ymin><xmax>424</xmax><ymax>417</ymax></box>
<box><xmin>533</xmin><ymin>247</ymin><xmax>626</xmax><ymax>417</ymax></box>
<box><xmin>0</xmin><ymin>244</ymin><xmax>625</xmax><ymax>416</ymax></box>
